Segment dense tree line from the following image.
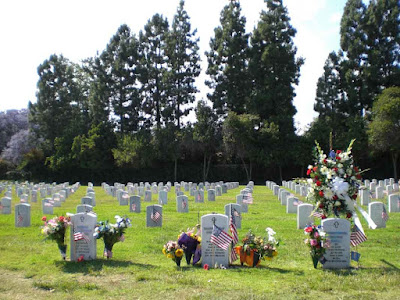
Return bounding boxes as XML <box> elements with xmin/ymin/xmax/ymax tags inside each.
<box><xmin>1</xmin><ymin>0</ymin><xmax>399</xmax><ymax>183</ymax></box>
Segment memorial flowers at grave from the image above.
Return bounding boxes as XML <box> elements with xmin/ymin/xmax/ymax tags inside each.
<box><xmin>304</xmin><ymin>224</ymin><xmax>330</xmax><ymax>268</ymax></box>
<box><xmin>307</xmin><ymin>140</ymin><xmax>363</xmax><ymax>219</ymax></box>
<box><xmin>41</xmin><ymin>215</ymin><xmax>71</xmax><ymax>260</ymax></box>
<box><xmin>235</xmin><ymin>228</ymin><xmax>279</xmax><ymax>267</ymax></box>
<box><xmin>177</xmin><ymin>225</ymin><xmax>202</xmax><ymax>265</ymax></box>
<box><xmin>93</xmin><ymin>215</ymin><xmax>131</xmax><ymax>259</ymax></box>
<box><xmin>162</xmin><ymin>240</ymin><xmax>184</xmax><ymax>267</ymax></box>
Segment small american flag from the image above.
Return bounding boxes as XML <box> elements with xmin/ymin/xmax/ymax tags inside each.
<box><xmin>44</xmin><ymin>202</ymin><xmax>53</xmax><ymax>207</ymax></box>
<box><xmin>210</xmin><ymin>224</ymin><xmax>232</xmax><ymax>250</ymax></box>
<box><xmin>182</xmin><ymin>200</ymin><xmax>187</xmax><ymax>209</ymax></box>
<box><xmin>17</xmin><ymin>212</ymin><xmax>23</xmax><ymax>225</ymax></box>
<box><xmin>293</xmin><ymin>200</ymin><xmax>304</xmax><ymax>206</ymax></box>
<box><xmin>382</xmin><ymin>205</ymin><xmax>389</xmax><ymax>222</ymax></box>
<box><xmin>229</xmin><ymin>209</ymin><xmax>238</xmax><ymax>263</ymax></box>
<box><xmin>197</xmin><ymin>194</ymin><xmax>201</xmax><ymax>202</ymax></box>
<box><xmin>74</xmin><ymin>232</ymin><xmax>90</xmax><ymax>243</ymax></box>
<box><xmin>312</xmin><ymin>211</ymin><xmax>324</xmax><ymax>218</ymax></box>
<box><xmin>350</xmin><ymin>225</ymin><xmax>367</xmax><ymax>247</ymax></box>
<box><xmin>131</xmin><ymin>203</ymin><xmax>136</xmax><ymax>211</ymax></box>
<box><xmin>151</xmin><ymin>209</ymin><xmax>161</xmax><ymax>223</ymax></box>
<box><xmin>233</xmin><ymin>209</ymin><xmax>240</xmax><ymax>217</ymax></box>
<box><xmin>243</xmin><ymin>193</ymin><xmax>253</xmax><ymax>204</ymax></box>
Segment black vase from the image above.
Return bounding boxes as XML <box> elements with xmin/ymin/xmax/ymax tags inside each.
<box><xmin>58</xmin><ymin>244</ymin><xmax>67</xmax><ymax>260</ymax></box>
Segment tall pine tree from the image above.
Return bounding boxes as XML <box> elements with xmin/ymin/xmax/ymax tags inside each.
<box><xmin>205</xmin><ymin>0</ymin><xmax>249</xmax><ymax>118</ymax></box>
<box><xmin>166</xmin><ymin>0</ymin><xmax>200</xmax><ymax>129</ymax></box>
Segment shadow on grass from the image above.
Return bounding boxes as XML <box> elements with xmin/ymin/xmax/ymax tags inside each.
<box><xmin>55</xmin><ymin>259</ymin><xmax>155</xmax><ymax>274</ymax></box>
<box><xmin>322</xmin><ymin>260</ymin><xmax>400</xmax><ymax>276</ymax></box>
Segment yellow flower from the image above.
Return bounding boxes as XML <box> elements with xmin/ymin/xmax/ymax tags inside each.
<box><xmin>272</xmin><ymin>250</ymin><xmax>278</xmax><ymax>257</ymax></box>
<box><xmin>167</xmin><ymin>253</ymin><xmax>173</xmax><ymax>259</ymax></box>
<box><xmin>197</xmin><ymin>236</ymin><xmax>202</xmax><ymax>243</ymax></box>
<box><xmin>175</xmin><ymin>249</ymin><xmax>184</xmax><ymax>257</ymax></box>
<box><xmin>162</xmin><ymin>248</ymin><xmax>167</xmax><ymax>255</ymax></box>
<box><xmin>266</xmin><ymin>256</ymin><xmax>272</xmax><ymax>261</ymax></box>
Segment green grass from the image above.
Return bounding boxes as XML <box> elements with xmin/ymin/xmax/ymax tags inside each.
<box><xmin>0</xmin><ymin>184</ymin><xmax>399</xmax><ymax>299</ymax></box>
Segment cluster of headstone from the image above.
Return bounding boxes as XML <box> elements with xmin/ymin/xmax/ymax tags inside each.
<box><xmin>0</xmin><ymin>181</ymin><xmax>80</xmax><ymax>228</ymax></box>
<box><xmin>101</xmin><ymin>181</ymin><xmax>240</xmax><ymax>228</ymax></box>
<box><xmin>266</xmin><ymin>180</ymin><xmax>314</xmax><ymax>230</ymax></box>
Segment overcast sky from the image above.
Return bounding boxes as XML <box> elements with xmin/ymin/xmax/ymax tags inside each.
<box><xmin>0</xmin><ymin>0</ymin><xmax>348</xmax><ymax>132</ymax></box>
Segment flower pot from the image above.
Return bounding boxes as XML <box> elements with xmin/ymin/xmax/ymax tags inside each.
<box><xmin>104</xmin><ymin>244</ymin><xmax>114</xmax><ymax>259</ymax></box>
<box><xmin>235</xmin><ymin>246</ymin><xmax>261</xmax><ymax>267</ymax></box>
<box><xmin>311</xmin><ymin>255</ymin><xmax>319</xmax><ymax>269</ymax></box>
<box><xmin>175</xmin><ymin>257</ymin><xmax>182</xmax><ymax>267</ymax></box>
<box><xmin>58</xmin><ymin>244</ymin><xmax>67</xmax><ymax>260</ymax></box>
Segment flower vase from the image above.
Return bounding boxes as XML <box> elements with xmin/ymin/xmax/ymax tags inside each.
<box><xmin>58</xmin><ymin>244</ymin><xmax>67</xmax><ymax>260</ymax></box>
<box><xmin>104</xmin><ymin>244</ymin><xmax>113</xmax><ymax>259</ymax></box>
<box><xmin>175</xmin><ymin>257</ymin><xmax>182</xmax><ymax>267</ymax></box>
<box><xmin>311</xmin><ymin>255</ymin><xmax>319</xmax><ymax>269</ymax></box>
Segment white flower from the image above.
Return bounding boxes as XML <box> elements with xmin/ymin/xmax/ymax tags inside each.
<box><xmin>266</xmin><ymin>227</ymin><xmax>276</xmax><ymax>236</ymax></box>
<box><xmin>324</xmin><ymin>188</ymin><xmax>333</xmax><ymax>200</ymax></box>
<box><xmin>334</xmin><ymin>201</ymin><xmax>341</xmax><ymax>206</ymax></box>
<box><xmin>308</xmin><ymin>165</ymin><xmax>313</xmax><ymax>170</ymax></box>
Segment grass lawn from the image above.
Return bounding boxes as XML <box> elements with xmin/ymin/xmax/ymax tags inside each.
<box><xmin>0</xmin><ymin>184</ymin><xmax>399</xmax><ymax>300</ymax></box>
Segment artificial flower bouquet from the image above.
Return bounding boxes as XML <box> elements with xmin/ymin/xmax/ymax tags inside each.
<box><xmin>177</xmin><ymin>225</ymin><xmax>202</xmax><ymax>265</ymax></box>
<box><xmin>304</xmin><ymin>224</ymin><xmax>330</xmax><ymax>268</ymax></box>
<box><xmin>41</xmin><ymin>215</ymin><xmax>71</xmax><ymax>260</ymax></box>
<box><xmin>93</xmin><ymin>215</ymin><xmax>131</xmax><ymax>259</ymax></box>
<box><xmin>307</xmin><ymin>140</ymin><xmax>363</xmax><ymax>219</ymax></box>
<box><xmin>236</xmin><ymin>228</ymin><xmax>279</xmax><ymax>267</ymax></box>
<box><xmin>162</xmin><ymin>241</ymin><xmax>184</xmax><ymax>266</ymax></box>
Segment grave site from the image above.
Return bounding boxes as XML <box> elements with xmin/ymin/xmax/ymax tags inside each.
<box><xmin>0</xmin><ymin>177</ymin><xmax>399</xmax><ymax>300</ymax></box>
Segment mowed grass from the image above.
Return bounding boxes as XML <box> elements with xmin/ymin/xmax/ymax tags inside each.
<box><xmin>0</xmin><ymin>184</ymin><xmax>399</xmax><ymax>300</ymax></box>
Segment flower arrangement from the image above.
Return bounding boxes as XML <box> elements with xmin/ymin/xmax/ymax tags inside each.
<box><xmin>162</xmin><ymin>241</ymin><xmax>184</xmax><ymax>266</ymax></box>
<box><xmin>93</xmin><ymin>215</ymin><xmax>131</xmax><ymax>259</ymax></box>
<box><xmin>41</xmin><ymin>215</ymin><xmax>71</xmax><ymax>260</ymax></box>
<box><xmin>177</xmin><ymin>225</ymin><xmax>202</xmax><ymax>265</ymax></box>
<box><xmin>236</xmin><ymin>228</ymin><xmax>279</xmax><ymax>267</ymax></box>
<box><xmin>307</xmin><ymin>140</ymin><xmax>363</xmax><ymax>219</ymax></box>
<box><xmin>304</xmin><ymin>224</ymin><xmax>330</xmax><ymax>268</ymax></box>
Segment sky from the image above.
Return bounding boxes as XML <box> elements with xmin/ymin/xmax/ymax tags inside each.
<box><xmin>0</xmin><ymin>0</ymin><xmax>349</xmax><ymax>133</ymax></box>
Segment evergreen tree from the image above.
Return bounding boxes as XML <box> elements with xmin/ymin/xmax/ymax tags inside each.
<box><xmin>248</xmin><ymin>0</ymin><xmax>303</xmax><ymax>179</ymax></box>
<box><xmin>139</xmin><ymin>14</ymin><xmax>169</xmax><ymax>129</ymax></box>
<box><xmin>100</xmin><ymin>24</ymin><xmax>141</xmax><ymax>133</ymax></box>
<box><xmin>166</xmin><ymin>0</ymin><xmax>201</xmax><ymax>129</ymax></box>
<box><xmin>205</xmin><ymin>0</ymin><xmax>249</xmax><ymax>118</ymax></box>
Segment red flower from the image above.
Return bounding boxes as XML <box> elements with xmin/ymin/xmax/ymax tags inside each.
<box><xmin>336</xmin><ymin>156</ymin><xmax>341</xmax><ymax>160</ymax></box>
<box><xmin>77</xmin><ymin>255</ymin><xmax>84</xmax><ymax>262</ymax></box>
<box><xmin>41</xmin><ymin>216</ymin><xmax>47</xmax><ymax>222</ymax></box>
<box><xmin>314</xmin><ymin>176</ymin><xmax>318</xmax><ymax>180</ymax></box>
<box><xmin>319</xmin><ymin>191</ymin><xmax>324</xmax><ymax>197</ymax></box>
<box><xmin>203</xmin><ymin>264</ymin><xmax>209</xmax><ymax>270</ymax></box>
<box><xmin>336</xmin><ymin>150</ymin><xmax>342</xmax><ymax>154</ymax></box>
<box><xmin>333</xmin><ymin>167</ymin><xmax>338</xmax><ymax>172</ymax></box>
<box><xmin>346</xmin><ymin>213</ymin><xmax>353</xmax><ymax>219</ymax></box>
<box><xmin>354</xmin><ymin>166</ymin><xmax>359</xmax><ymax>172</ymax></box>
<box><xmin>319</xmin><ymin>203</ymin><xmax>324</xmax><ymax>209</ymax></box>
<box><xmin>352</xmin><ymin>194</ymin><xmax>357</xmax><ymax>199</ymax></box>
<box><xmin>321</xmin><ymin>215</ymin><xmax>327</xmax><ymax>219</ymax></box>
<box><xmin>356</xmin><ymin>174</ymin><xmax>362</xmax><ymax>179</ymax></box>
<box><xmin>59</xmin><ymin>216</ymin><xmax>65</xmax><ymax>222</ymax></box>
<box><xmin>316</xmin><ymin>181</ymin><xmax>321</xmax><ymax>186</ymax></box>
<box><xmin>313</xmin><ymin>166</ymin><xmax>318</xmax><ymax>172</ymax></box>
<box><xmin>332</xmin><ymin>195</ymin><xmax>338</xmax><ymax>200</ymax></box>
<box><xmin>323</xmin><ymin>159</ymin><xmax>327</xmax><ymax>164</ymax></box>
<box><xmin>305</xmin><ymin>226</ymin><xmax>313</xmax><ymax>233</ymax></box>
<box><xmin>307</xmin><ymin>169</ymin><xmax>311</xmax><ymax>176</ymax></box>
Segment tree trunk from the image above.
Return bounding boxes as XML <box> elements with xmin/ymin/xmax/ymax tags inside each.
<box><xmin>240</xmin><ymin>156</ymin><xmax>249</xmax><ymax>183</ymax></box>
<box><xmin>279</xmin><ymin>165</ymin><xmax>283</xmax><ymax>183</ymax></box>
<box><xmin>391</xmin><ymin>152</ymin><xmax>398</xmax><ymax>181</ymax></box>
<box><xmin>203</xmin><ymin>153</ymin><xmax>207</xmax><ymax>184</ymax></box>
<box><xmin>174</xmin><ymin>158</ymin><xmax>178</xmax><ymax>183</ymax></box>
<box><xmin>206</xmin><ymin>155</ymin><xmax>212</xmax><ymax>183</ymax></box>
<box><xmin>249</xmin><ymin>161</ymin><xmax>252</xmax><ymax>182</ymax></box>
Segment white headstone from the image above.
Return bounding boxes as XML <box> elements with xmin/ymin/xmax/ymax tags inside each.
<box><xmin>388</xmin><ymin>194</ymin><xmax>400</xmax><ymax>213</ymax></box>
<box><xmin>286</xmin><ymin>197</ymin><xmax>299</xmax><ymax>214</ymax></box>
<box><xmin>236</xmin><ymin>194</ymin><xmax>248</xmax><ymax>213</ymax></box>
<box><xmin>224</xmin><ymin>203</ymin><xmax>241</xmax><ymax>229</ymax></box>
<box><xmin>321</xmin><ymin>218</ymin><xmax>351</xmax><ymax>269</ymax></box>
<box><xmin>201</xmin><ymin>214</ymin><xmax>229</xmax><ymax>268</ymax></box>
<box><xmin>368</xmin><ymin>202</ymin><xmax>387</xmax><ymax>228</ymax></box>
<box><xmin>15</xmin><ymin>203</ymin><xmax>31</xmax><ymax>227</ymax></box>
<box><xmin>360</xmin><ymin>188</ymin><xmax>370</xmax><ymax>206</ymax></box>
<box><xmin>208</xmin><ymin>189</ymin><xmax>216</xmax><ymax>201</ymax></box>
<box><xmin>297</xmin><ymin>203</ymin><xmax>314</xmax><ymax>229</ymax></box>
<box><xmin>1</xmin><ymin>197</ymin><xmax>12</xmax><ymax>214</ymax></box>
<box><xmin>70</xmin><ymin>212</ymin><xmax>97</xmax><ymax>261</ymax></box>
<box><xmin>158</xmin><ymin>190</ymin><xmax>168</xmax><ymax>205</ymax></box>
<box><xmin>146</xmin><ymin>205</ymin><xmax>162</xmax><ymax>227</ymax></box>
<box><xmin>176</xmin><ymin>195</ymin><xmax>189</xmax><ymax>213</ymax></box>
<box><xmin>130</xmin><ymin>195</ymin><xmax>141</xmax><ymax>213</ymax></box>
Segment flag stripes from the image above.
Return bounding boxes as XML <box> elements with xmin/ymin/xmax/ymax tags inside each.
<box><xmin>210</xmin><ymin>224</ymin><xmax>232</xmax><ymax>250</ymax></box>
<box><xmin>350</xmin><ymin>225</ymin><xmax>367</xmax><ymax>247</ymax></box>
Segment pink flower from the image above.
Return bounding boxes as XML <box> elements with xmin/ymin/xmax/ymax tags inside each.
<box><xmin>41</xmin><ymin>216</ymin><xmax>47</xmax><ymax>222</ymax></box>
<box><xmin>310</xmin><ymin>239</ymin><xmax>318</xmax><ymax>247</ymax></box>
<box><xmin>314</xmin><ymin>232</ymin><xmax>320</xmax><ymax>238</ymax></box>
